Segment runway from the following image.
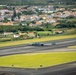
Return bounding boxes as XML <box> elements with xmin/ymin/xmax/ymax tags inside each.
<box><xmin>0</xmin><ymin>38</ymin><xmax>76</xmax><ymax>56</ymax></box>
<box><xmin>0</xmin><ymin>38</ymin><xmax>76</xmax><ymax>75</ymax></box>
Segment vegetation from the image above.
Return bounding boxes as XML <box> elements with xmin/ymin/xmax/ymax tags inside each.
<box><xmin>56</xmin><ymin>19</ymin><xmax>76</xmax><ymax>28</ymax></box>
<box><xmin>0</xmin><ymin>0</ymin><xmax>47</xmax><ymax>5</ymax></box>
<box><xmin>0</xmin><ymin>52</ymin><xmax>76</xmax><ymax>68</ymax></box>
<box><xmin>0</xmin><ymin>17</ymin><xmax>76</xmax><ymax>33</ymax></box>
<box><xmin>68</xmin><ymin>46</ymin><xmax>76</xmax><ymax>48</ymax></box>
<box><xmin>22</xmin><ymin>10</ymin><xmax>35</xmax><ymax>15</ymax></box>
<box><xmin>0</xmin><ymin>26</ymin><xmax>44</xmax><ymax>33</ymax></box>
<box><xmin>0</xmin><ymin>0</ymin><xmax>76</xmax><ymax>5</ymax></box>
<box><xmin>0</xmin><ymin>38</ymin><xmax>12</xmax><ymax>42</ymax></box>
<box><xmin>11</xmin><ymin>7</ymin><xmax>17</xmax><ymax>21</ymax></box>
<box><xmin>37</xmin><ymin>31</ymin><xmax>52</xmax><ymax>36</ymax></box>
<box><xmin>66</xmin><ymin>18</ymin><xmax>76</xmax><ymax>22</ymax></box>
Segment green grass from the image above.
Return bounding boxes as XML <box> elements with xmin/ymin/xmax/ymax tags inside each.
<box><xmin>67</xmin><ymin>18</ymin><xmax>76</xmax><ymax>22</ymax></box>
<box><xmin>0</xmin><ymin>38</ymin><xmax>11</xmax><ymax>42</ymax></box>
<box><xmin>0</xmin><ymin>52</ymin><xmax>76</xmax><ymax>68</ymax></box>
<box><xmin>37</xmin><ymin>31</ymin><xmax>52</xmax><ymax>36</ymax></box>
<box><xmin>37</xmin><ymin>31</ymin><xmax>52</xmax><ymax>34</ymax></box>
<box><xmin>68</xmin><ymin>46</ymin><xmax>76</xmax><ymax>48</ymax></box>
<box><xmin>0</xmin><ymin>34</ymin><xmax>76</xmax><ymax>47</ymax></box>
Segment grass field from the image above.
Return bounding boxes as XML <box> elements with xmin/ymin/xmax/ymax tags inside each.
<box><xmin>37</xmin><ymin>31</ymin><xmax>52</xmax><ymax>34</ymax></box>
<box><xmin>68</xmin><ymin>46</ymin><xmax>76</xmax><ymax>48</ymax></box>
<box><xmin>0</xmin><ymin>52</ymin><xmax>76</xmax><ymax>68</ymax></box>
<box><xmin>0</xmin><ymin>34</ymin><xmax>76</xmax><ymax>47</ymax></box>
<box><xmin>67</xmin><ymin>18</ymin><xmax>76</xmax><ymax>22</ymax></box>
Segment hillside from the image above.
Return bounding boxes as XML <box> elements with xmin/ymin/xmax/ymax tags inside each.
<box><xmin>0</xmin><ymin>0</ymin><xmax>76</xmax><ymax>5</ymax></box>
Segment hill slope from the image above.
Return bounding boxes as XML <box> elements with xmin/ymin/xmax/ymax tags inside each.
<box><xmin>0</xmin><ymin>0</ymin><xmax>76</xmax><ymax>5</ymax></box>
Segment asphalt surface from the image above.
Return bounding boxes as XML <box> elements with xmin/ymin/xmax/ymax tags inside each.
<box><xmin>0</xmin><ymin>38</ymin><xmax>76</xmax><ymax>75</ymax></box>
<box><xmin>0</xmin><ymin>61</ymin><xmax>76</xmax><ymax>75</ymax></box>
<box><xmin>0</xmin><ymin>38</ymin><xmax>76</xmax><ymax>56</ymax></box>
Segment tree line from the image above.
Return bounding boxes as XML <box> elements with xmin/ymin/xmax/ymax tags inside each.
<box><xmin>56</xmin><ymin>21</ymin><xmax>76</xmax><ymax>28</ymax></box>
<box><xmin>0</xmin><ymin>25</ymin><xmax>44</xmax><ymax>33</ymax></box>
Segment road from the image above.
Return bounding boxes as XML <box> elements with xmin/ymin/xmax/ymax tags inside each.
<box><xmin>0</xmin><ymin>38</ymin><xmax>76</xmax><ymax>75</ymax></box>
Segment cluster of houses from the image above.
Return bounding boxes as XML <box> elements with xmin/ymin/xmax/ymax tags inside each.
<box><xmin>0</xmin><ymin>5</ymin><xmax>76</xmax><ymax>26</ymax></box>
<box><xmin>3</xmin><ymin>31</ymin><xmax>36</xmax><ymax>38</ymax></box>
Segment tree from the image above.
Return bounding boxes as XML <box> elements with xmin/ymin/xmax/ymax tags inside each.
<box><xmin>11</xmin><ymin>7</ymin><xmax>17</xmax><ymax>21</ymax></box>
<box><xmin>34</xmin><ymin>31</ymin><xmax>38</xmax><ymax>37</ymax></box>
<box><xmin>12</xmin><ymin>7</ymin><xmax>17</xmax><ymax>20</ymax></box>
<box><xmin>17</xmin><ymin>12</ymin><xmax>21</xmax><ymax>19</ymax></box>
<box><xmin>31</xmin><ymin>21</ymin><xmax>36</xmax><ymax>24</ymax></box>
<box><xmin>11</xmin><ymin>16</ymin><xmax>14</xmax><ymax>21</ymax></box>
<box><xmin>3</xmin><ymin>18</ymin><xmax>9</xmax><ymax>23</ymax></box>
